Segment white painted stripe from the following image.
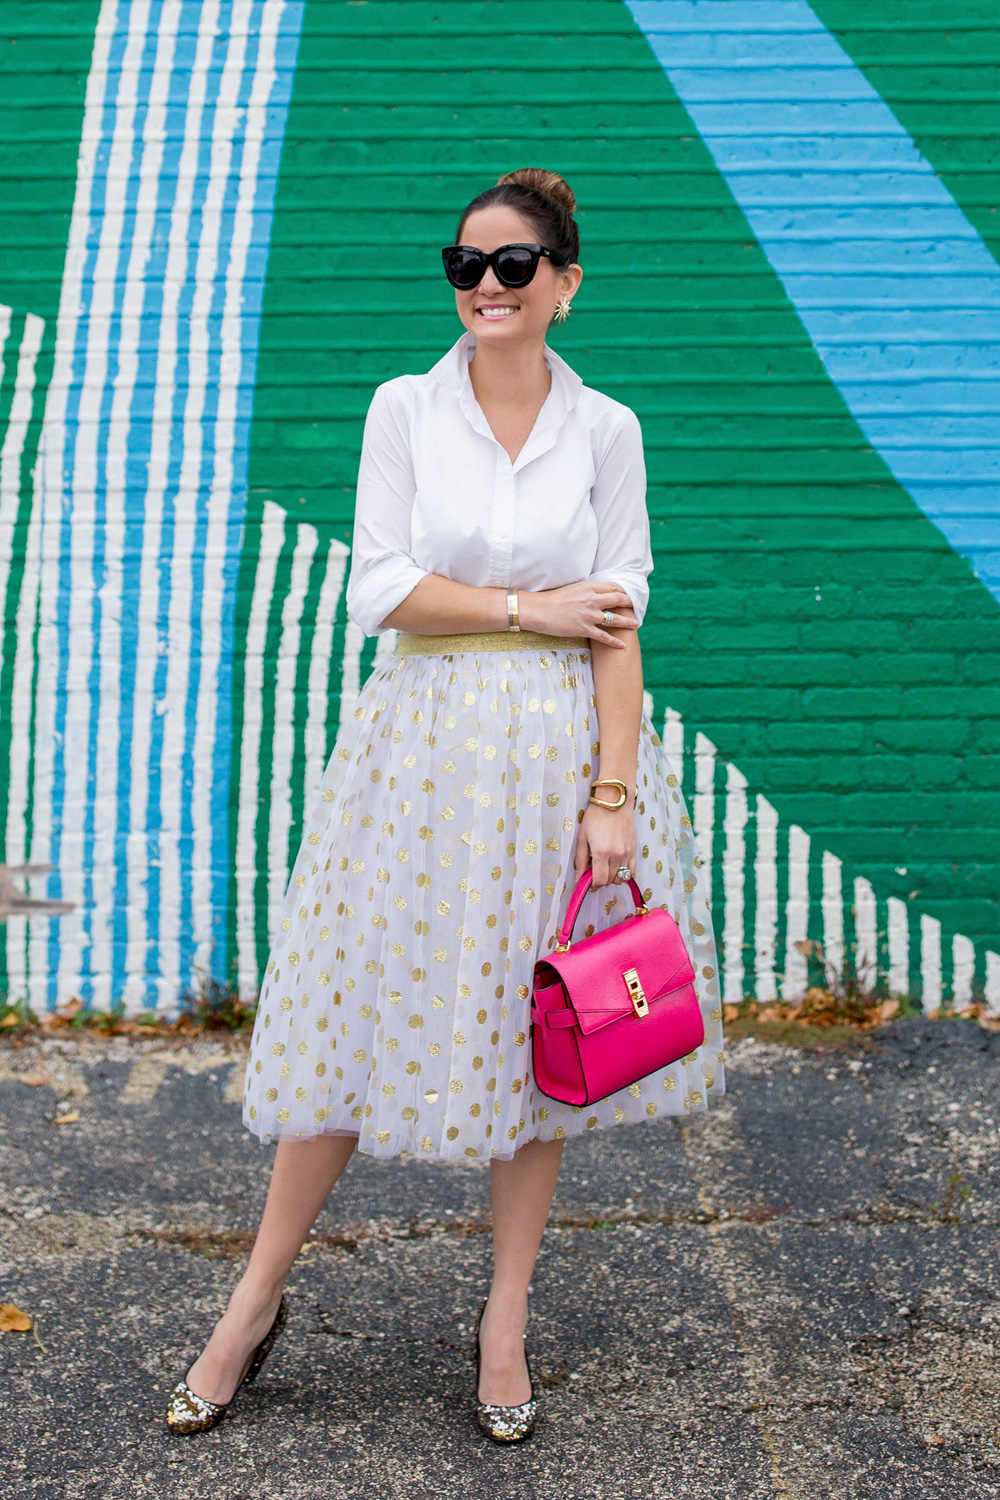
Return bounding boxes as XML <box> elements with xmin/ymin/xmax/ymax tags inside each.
<box><xmin>236</xmin><ymin>502</ymin><xmax>285</xmax><ymax>994</ymax></box>
<box><xmin>338</xmin><ymin>619</ymin><xmax>367</xmax><ymax>734</ymax></box>
<box><xmin>693</xmin><ymin>731</ymin><xmax>717</xmax><ymax>903</ymax></box>
<box><xmin>28</xmin><ymin>0</ymin><xmax>118</xmax><ymax>1008</ymax></box>
<box><xmin>90</xmin><ymin>0</ymin><xmax>182</xmax><ymax>1011</ymax></box>
<box><xmin>0</xmin><ymin>312</ymin><xmax>44</xmax><ymax>997</ymax></box>
<box><xmin>852</xmin><ymin>876</ymin><xmax>877</xmax><ymax>994</ymax></box>
<box><xmin>373</xmin><ymin>628</ymin><xmax>399</xmax><ymax>667</ymax></box>
<box><xmin>158</xmin><ymin>0</ymin><xmax>254</xmax><ymax>997</ymax></box>
<box><xmin>721</xmin><ymin>762</ymin><xmax>747</xmax><ymax>1004</ymax></box>
<box><xmin>753</xmin><ymin>794</ymin><xmax>778</xmax><ymax>1002</ymax></box>
<box><xmin>124</xmin><ymin>0</ymin><xmax>221</xmax><ymax>1011</ymax></box>
<box><xmin>268</xmin><ymin>521</ymin><xmax>318</xmax><ymax>938</ymax></box>
<box><xmin>0</xmin><ymin>316</ymin><xmax>44</xmax><ymax>676</ymax></box>
<box><xmin>661</xmin><ymin>707</ymin><xmax>684</xmax><ymax>778</ymax></box>
<box><xmin>304</xmin><ymin>538</ymin><xmax>350</xmax><ymax>809</ymax></box>
<box><xmin>58</xmin><ymin>0</ymin><xmax>154</xmax><ymax>1004</ymax></box>
<box><xmin>627</xmin><ymin>0</ymin><xmax>1000</xmax><ymax>602</ymax></box>
<box><xmin>191</xmin><ymin>0</ymin><xmax>287</xmax><ymax>981</ymax></box>
<box><xmin>887</xmin><ymin>897</ymin><xmax>909</xmax><ymax>997</ymax></box>
<box><xmin>5</xmin><ymin>430</ymin><xmax>48</xmax><ymax>997</ymax></box>
<box><xmin>985</xmin><ymin>952</ymin><xmax>1000</xmax><ymax>1017</ymax></box>
<box><xmin>0</xmin><ymin>304</ymin><xmax>23</xmax><ymax>991</ymax></box>
<box><xmin>782</xmin><ymin>823</ymin><xmax>810</xmax><ymax>1000</ymax></box>
<box><xmin>0</xmin><ymin>305</ymin><xmax>12</xmax><ymax>402</ymax></box>
<box><xmin>920</xmin><ymin>913</ymin><xmax>942</xmax><ymax>1013</ymax></box>
<box><xmin>821</xmin><ymin>850</ymin><xmax>843</xmax><ymax>980</ymax></box>
<box><xmin>952</xmin><ymin>933</ymin><xmax>975</xmax><ymax>1010</ymax></box>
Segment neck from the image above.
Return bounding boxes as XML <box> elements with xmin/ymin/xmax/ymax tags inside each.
<box><xmin>468</xmin><ymin>334</ymin><xmax>551</xmax><ymax>408</ymax></box>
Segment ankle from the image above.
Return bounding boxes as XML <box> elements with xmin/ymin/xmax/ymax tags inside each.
<box><xmin>226</xmin><ymin>1278</ymin><xmax>284</xmax><ymax>1329</ymax></box>
<box><xmin>483</xmin><ymin>1288</ymin><xmax>529</xmax><ymax>1328</ymax></box>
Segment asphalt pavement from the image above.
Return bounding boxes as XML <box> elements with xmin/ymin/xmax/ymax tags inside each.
<box><xmin>3</xmin><ymin>1017</ymin><xmax>1000</xmax><ymax>1500</ymax></box>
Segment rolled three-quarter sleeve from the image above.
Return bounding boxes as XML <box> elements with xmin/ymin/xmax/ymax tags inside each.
<box><xmin>587</xmin><ymin>406</ymin><xmax>652</xmax><ymax>625</ymax></box>
<box><xmin>345</xmin><ymin>381</ymin><xmax>429</xmax><ymax>636</ymax></box>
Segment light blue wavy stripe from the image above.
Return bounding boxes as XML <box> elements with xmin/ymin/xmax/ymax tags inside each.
<box><xmin>626</xmin><ymin>0</ymin><xmax>1000</xmax><ymax>600</ymax></box>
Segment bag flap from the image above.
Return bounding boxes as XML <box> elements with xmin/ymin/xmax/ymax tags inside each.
<box><xmin>535</xmin><ymin>907</ymin><xmax>697</xmax><ymax>1036</ymax></box>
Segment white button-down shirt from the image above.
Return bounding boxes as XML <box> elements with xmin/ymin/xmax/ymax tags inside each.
<box><xmin>345</xmin><ymin>331</ymin><xmax>653</xmax><ymax>637</ymax></box>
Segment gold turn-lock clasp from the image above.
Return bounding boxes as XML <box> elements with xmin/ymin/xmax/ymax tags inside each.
<box><xmin>623</xmin><ymin>967</ymin><xmax>649</xmax><ymax>1019</ymax></box>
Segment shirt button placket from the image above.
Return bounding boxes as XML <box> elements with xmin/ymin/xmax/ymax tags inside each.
<box><xmin>490</xmin><ymin>448</ymin><xmax>516</xmax><ymax>586</ymax></box>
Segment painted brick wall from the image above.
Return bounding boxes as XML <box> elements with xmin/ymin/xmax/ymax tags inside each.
<box><xmin>0</xmin><ymin>0</ymin><xmax>996</xmax><ymax>1010</ymax></box>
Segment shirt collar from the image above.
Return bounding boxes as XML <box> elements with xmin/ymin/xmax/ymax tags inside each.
<box><xmin>428</xmin><ymin>330</ymin><xmax>583</xmax><ymax>467</ymax></box>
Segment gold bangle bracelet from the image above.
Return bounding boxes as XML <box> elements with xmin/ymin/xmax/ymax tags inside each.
<box><xmin>589</xmin><ymin>777</ymin><xmax>629</xmax><ymax>810</ymax></box>
<box><xmin>506</xmin><ymin>589</ymin><xmax>521</xmax><ymax>633</ymax></box>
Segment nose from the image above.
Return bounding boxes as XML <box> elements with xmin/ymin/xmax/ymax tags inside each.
<box><xmin>476</xmin><ymin>264</ymin><xmax>507</xmax><ymax>297</ymax></box>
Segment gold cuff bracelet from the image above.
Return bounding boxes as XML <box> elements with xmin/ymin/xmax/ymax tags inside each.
<box><xmin>589</xmin><ymin>777</ymin><xmax>629</xmax><ymax>810</ymax></box>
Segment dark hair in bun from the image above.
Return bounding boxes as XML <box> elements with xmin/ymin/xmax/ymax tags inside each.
<box><xmin>454</xmin><ymin>168</ymin><xmax>580</xmax><ymax>264</ymax></box>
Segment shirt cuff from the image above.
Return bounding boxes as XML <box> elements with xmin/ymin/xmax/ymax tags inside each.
<box><xmin>588</xmin><ymin>570</ymin><xmax>650</xmax><ymax>628</ymax></box>
<box><xmin>346</xmin><ymin>555</ymin><xmax>429</xmax><ymax>637</ymax></box>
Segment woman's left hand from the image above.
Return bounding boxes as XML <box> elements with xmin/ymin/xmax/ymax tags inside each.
<box><xmin>574</xmin><ymin>802</ymin><xmax>637</xmax><ymax>890</ymax></box>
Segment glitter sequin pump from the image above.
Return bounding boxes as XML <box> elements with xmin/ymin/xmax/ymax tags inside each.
<box><xmin>474</xmin><ymin>1300</ymin><xmax>538</xmax><ymax>1444</ymax></box>
<box><xmin>164</xmin><ymin>1296</ymin><xmax>288</xmax><ymax>1435</ymax></box>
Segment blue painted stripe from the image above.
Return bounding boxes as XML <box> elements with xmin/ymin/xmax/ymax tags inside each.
<box><xmin>627</xmin><ymin>0</ymin><xmax>1000</xmax><ymax>603</ymax></box>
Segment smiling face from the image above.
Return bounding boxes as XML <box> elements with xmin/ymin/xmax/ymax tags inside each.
<box><xmin>451</xmin><ymin>205</ymin><xmax>583</xmax><ymax>347</ymax></box>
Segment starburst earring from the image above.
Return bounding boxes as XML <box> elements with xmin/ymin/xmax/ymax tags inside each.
<box><xmin>554</xmin><ymin>295</ymin><xmax>572</xmax><ymax>324</ymax></box>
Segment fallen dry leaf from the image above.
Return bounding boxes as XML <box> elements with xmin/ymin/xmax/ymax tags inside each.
<box><xmin>20</xmin><ymin>1073</ymin><xmax>49</xmax><ymax>1087</ymax></box>
<box><xmin>55</xmin><ymin>996</ymin><xmax>84</xmax><ymax>1021</ymax></box>
<box><xmin>53</xmin><ymin>1110</ymin><xmax>80</xmax><ymax>1125</ymax></box>
<box><xmin>0</xmin><ymin>1303</ymin><xmax>32</xmax><ymax>1332</ymax></box>
<box><xmin>723</xmin><ymin>1004</ymin><xmax>740</xmax><ymax>1023</ymax></box>
<box><xmin>880</xmin><ymin>998</ymin><xmax>900</xmax><ymax>1022</ymax></box>
<box><xmin>0</xmin><ymin>1011</ymin><xmax>20</xmax><ymax>1028</ymax></box>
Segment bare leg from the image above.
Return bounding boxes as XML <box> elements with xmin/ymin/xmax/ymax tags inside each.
<box><xmin>183</xmin><ymin>1133</ymin><xmax>357</xmax><ymax>1404</ymax></box>
<box><xmin>478</xmin><ymin>1137</ymin><xmax>563</xmax><ymax>1405</ymax></box>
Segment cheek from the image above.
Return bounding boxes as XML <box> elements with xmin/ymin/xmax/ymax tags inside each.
<box><xmin>524</xmin><ymin>279</ymin><xmax>558</xmax><ymax>318</ymax></box>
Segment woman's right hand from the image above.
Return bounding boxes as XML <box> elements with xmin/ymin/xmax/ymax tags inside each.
<box><xmin>520</xmin><ymin>581</ymin><xmax>638</xmax><ymax>649</ymax></box>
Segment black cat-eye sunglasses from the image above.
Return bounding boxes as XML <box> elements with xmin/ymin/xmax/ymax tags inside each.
<box><xmin>441</xmin><ymin>242</ymin><xmax>568</xmax><ymax>290</ymax></box>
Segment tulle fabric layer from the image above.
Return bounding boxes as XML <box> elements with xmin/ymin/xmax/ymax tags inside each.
<box><xmin>242</xmin><ymin>643</ymin><xmax>724</xmax><ymax>1162</ymax></box>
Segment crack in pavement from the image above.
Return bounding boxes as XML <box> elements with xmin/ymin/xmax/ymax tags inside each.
<box><xmin>2</xmin><ymin>1196</ymin><xmax>987</xmax><ymax>1271</ymax></box>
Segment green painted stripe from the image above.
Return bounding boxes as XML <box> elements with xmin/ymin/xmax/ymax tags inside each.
<box><xmin>811</xmin><ymin>0</ymin><xmax>1000</xmax><ymax>266</ymax></box>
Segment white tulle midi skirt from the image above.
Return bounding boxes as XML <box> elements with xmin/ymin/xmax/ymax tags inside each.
<box><xmin>242</xmin><ymin>636</ymin><xmax>724</xmax><ymax>1161</ymax></box>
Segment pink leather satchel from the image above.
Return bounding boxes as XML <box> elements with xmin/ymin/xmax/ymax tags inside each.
<box><xmin>531</xmin><ymin>869</ymin><xmax>705</xmax><ymax>1107</ymax></box>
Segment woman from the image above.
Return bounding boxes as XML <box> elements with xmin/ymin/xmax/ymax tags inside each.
<box><xmin>165</xmin><ymin>168</ymin><xmax>723</xmax><ymax>1443</ymax></box>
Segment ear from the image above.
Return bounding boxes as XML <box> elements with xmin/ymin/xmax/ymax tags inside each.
<box><xmin>559</xmin><ymin>262</ymin><xmax>584</xmax><ymax>299</ymax></box>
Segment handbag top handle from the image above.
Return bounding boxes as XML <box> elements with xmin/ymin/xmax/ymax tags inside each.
<box><xmin>555</xmin><ymin>869</ymin><xmax>649</xmax><ymax>952</ymax></box>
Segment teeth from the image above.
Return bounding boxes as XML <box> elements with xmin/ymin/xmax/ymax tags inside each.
<box><xmin>478</xmin><ymin>306</ymin><xmax>517</xmax><ymax>318</ymax></box>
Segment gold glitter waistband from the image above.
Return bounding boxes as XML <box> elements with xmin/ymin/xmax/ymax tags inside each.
<box><xmin>395</xmin><ymin>630</ymin><xmax>589</xmax><ymax>656</ymax></box>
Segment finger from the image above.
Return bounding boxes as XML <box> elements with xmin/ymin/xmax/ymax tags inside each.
<box><xmin>593</xmin><ymin>583</ymin><xmax>633</xmax><ymax>605</ymax></box>
<box><xmin>603</xmin><ymin>612</ymin><xmax>639</xmax><ymax>631</ymax></box>
<box><xmin>574</xmin><ymin>833</ymin><xmax>590</xmax><ymax>876</ymax></box>
<box><xmin>590</xmin><ymin>853</ymin><xmax>611</xmax><ymax>890</ymax></box>
<box><xmin>588</xmin><ymin>629</ymin><xmax>627</xmax><ymax>649</ymax></box>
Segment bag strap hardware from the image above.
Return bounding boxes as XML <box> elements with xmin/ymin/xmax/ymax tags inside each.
<box><xmin>623</xmin><ymin>967</ymin><xmax>649</xmax><ymax>1018</ymax></box>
